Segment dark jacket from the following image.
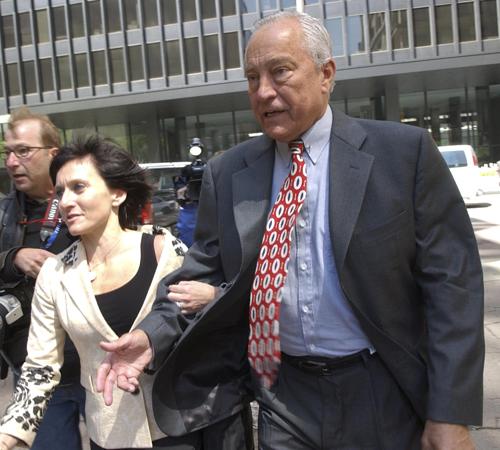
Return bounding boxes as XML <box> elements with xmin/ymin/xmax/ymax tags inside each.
<box><xmin>0</xmin><ymin>190</ymin><xmax>79</xmax><ymax>381</ymax></box>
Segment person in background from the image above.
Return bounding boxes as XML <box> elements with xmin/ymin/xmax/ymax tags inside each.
<box><xmin>0</xmin><ymin>134</ymin><xmax>217</xmax><ymax>450</ymax></box>
<box><xmin>97</xmin><ymin>10</ymin><xmax>483</xmax><ymax>450</ymax></box>
<box><xmin>0</xmin><ymin>107</ymin><xmax>84</xmax><ymax>450</ymax></box>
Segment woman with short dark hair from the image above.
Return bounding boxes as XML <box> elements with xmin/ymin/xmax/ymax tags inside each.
<box><xmin>0</xmin><ymin>133</ymin><xmax>217</xmax><ymax>450</ymax></box>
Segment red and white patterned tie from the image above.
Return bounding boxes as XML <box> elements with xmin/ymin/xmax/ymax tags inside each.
<box><xmin>248</xmin><ymin>140</ymin><xmax>307</xmax><ymax>387</ymax></box>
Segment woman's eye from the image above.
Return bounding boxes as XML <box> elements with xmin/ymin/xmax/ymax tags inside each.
<box><xmin>73</xmin><ymin>183</ymin><xmax>86</xmax><ymax>193</ymax></box>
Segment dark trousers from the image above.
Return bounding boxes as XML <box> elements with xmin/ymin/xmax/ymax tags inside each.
<box><xmin>89</xmin><ymin>406</ymin><xmax>254</xmax><ymax>450</ymax></box>
<box><xmin>256</xmin><ymin>352</ymin><xmax>423</xmax><ymax>450</ymax></box>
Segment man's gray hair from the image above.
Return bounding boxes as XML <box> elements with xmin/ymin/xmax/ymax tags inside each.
<box><xmin>248</xmin><ymin>11</ymin><xmax>333</xmax><ymax>70</ymax></box>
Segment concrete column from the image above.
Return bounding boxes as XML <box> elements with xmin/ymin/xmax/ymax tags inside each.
<box><xmin>384</xmin><ymin>78</ymin><xmax>400</xmax><ymax>122</ymax></box>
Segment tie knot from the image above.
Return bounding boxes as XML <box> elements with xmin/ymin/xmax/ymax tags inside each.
<box><xmin>288</xmin><ymin>140</ymin><xmax>304</xmax><ymax>155</ymax></box>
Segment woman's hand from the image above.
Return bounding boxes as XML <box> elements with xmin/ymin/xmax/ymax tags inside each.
<box><xmin>0</xmin><ymin>433</ymin><xmax>19</xmax><ymax>450</ymax></box>
<box><xmin>167</xmin><ymin>281</ymin><xmax>220</xmax><ymax>314</ymax></box>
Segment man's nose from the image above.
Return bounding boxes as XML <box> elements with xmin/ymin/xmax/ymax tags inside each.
<box><xmin>5</xmin><ymin>151</ymin><xmax>20</xmax><ymax>168</ymax></box>
<box><xmin>256</xmin><ymin>75</ymin><xmax>277</xmax><ymax>100</ymax></box>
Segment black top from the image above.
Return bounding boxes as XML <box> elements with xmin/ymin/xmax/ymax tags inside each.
<box><xmin>95</xmin><ymin>234</ymin><xmax>157</xmax><ymax>336</ymax></box>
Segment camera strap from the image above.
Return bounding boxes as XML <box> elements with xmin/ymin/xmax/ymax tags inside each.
<box><xmin>40</xmin><ymin>195</ymin><xmax>62</xmax><ymax>249</ymax></box>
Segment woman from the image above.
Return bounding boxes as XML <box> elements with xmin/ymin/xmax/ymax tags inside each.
<box><xmin>0</xmin><ymin>134</ymin><xmax>217</xmax><ymax>450</ymax></box>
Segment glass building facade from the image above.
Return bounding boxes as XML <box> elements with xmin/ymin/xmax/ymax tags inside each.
<box><xmin>1</xmin><ymin>0</ymin><xmax>499</xmax><ymax>164</ymax></box>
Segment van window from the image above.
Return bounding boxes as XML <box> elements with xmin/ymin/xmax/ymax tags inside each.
<box><xmin>440</xmin><ymin>150</ymin><xmax>467</xmax><ymax>168</ymax></box>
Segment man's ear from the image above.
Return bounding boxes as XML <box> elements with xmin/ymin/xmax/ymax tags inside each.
<box><xmin>49</xmin><ymin>147</ymin><xmax>59</xmax><ymax>158</ymax></box>
<box><xmin>321</xmin><ymin>58</ymin><xmax>336</xmax><ymax>93</ymax></box>
<box><xmin>111</xmin><ymin>189</ymin><xmax>127</xmax><ymax>208</ymax></box>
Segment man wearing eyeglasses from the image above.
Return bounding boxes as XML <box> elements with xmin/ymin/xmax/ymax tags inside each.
<box><xmin>0</xmin><ymin>107</ymin><xmax>84</xmax><ymax>450</ymax></box>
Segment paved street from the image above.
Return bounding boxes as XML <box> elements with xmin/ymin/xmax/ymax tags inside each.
<box><xmin>1</xmin><ymin>193</ymin><xmax>499</xmax><ymax>449</ymax></box>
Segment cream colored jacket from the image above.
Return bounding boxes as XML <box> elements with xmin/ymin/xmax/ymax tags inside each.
<box><xmin>0</xmin><ymin>232</ymin><xmax>185</xmax><ymax>449</ymax></box>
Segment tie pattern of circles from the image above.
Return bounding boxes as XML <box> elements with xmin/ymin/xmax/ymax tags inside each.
<box><xmin>248</xmin><ymin>140</ymin><xmax>308</xmax><ymax>388</ymax></box>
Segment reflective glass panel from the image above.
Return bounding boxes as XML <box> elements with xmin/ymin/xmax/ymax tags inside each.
<box><xmin>260</xmin><ymin>0</ymin><xmax>277</xmax><ymax>11</ymax></box>
<box><xmin>185</xmin><ymin>38</ymin><xmax>201</xmax><ymax>73</ymax></box>
<box><xmin>234</xmin><ymin>110</ymin><xmax>260</xmax><ymax>143</ymax></box>
<box><xmin>325</xmin><ymin>18</ymin><xmax>344</xmax><ymax>56</ymax></box>
<box><xmin>222</xmin><ymin>0</ymin><xmax>236</xmax><ymax>16</ymax></box>
<box><xmin>413</xmin><ymin>8</ymin><xmax>431</xmax><ymax>47</ymax></box>
<box><xmin>57</xmin><ymin>56</ymin><xmax>72</xmax><ymax>89</ymax></box>
<box><xmin>458</xmin><ymin>2</ymin><xmax>476</xmax><ymax>42</ymax></box>
<box><xmin>106</xmin><ymin>0</ymin><xmax>122</xmax><ymax>32</ymax></box>
<box><xmin>369</xmin><ymin>12</ymin><xmax>386</xmax><ymax>51</ymax></box>
<box><xmin>92</xmin><ymin>51</ymin><xmax>107</xmax><ymax>84</ymax></box>
<box><xmin>19</xmin><ymin>13</ymin><xmax>33</xmax><ymax>46</ymax></box>
<box><xmin>23</xmin><ymin>61</ymin><xmax>37</xmax><ymax>93</ymax></box>
<box><xmin>144</xmin><ymin>0</ymin><xmax>159</xmax><ymax>26</ymax></box>
<box><xmin>40</xmin><ymin>58</ymin><xmax>54</xmax><ymax>91</ymax></box>
<box><xmin>70</xmin><ymin>4</ymin><xmax>85</xmax><ymax>37</ymax></box>
<box><xmin>166</xmin><ymin>40</ymin><xmax>182</xmax><ymax>75</ymax></box>
<box><xmin>390</xmin><ymin>10</ymin><xmax>408</xmax><ymax>49</ymax></box>
<box><xmin>162</xmin><ymin>0</ymin><xmax>178</xmax><ymax>24</ymax></box>
<box><xmin>75</xmin><ymin>54</ymin><xmax>89</xmax><ymax>87</ymax></box>
<box><xmin>110</xmin><ymin>48</ymin><xmax>126</xmax><ymax>82</ymax></box>
<box><xmin>147</xmin><ymin>43</ymin><xmax>163</xmax><ymax>77</ymax></box>
<box><xmin>129</xmin><ymin>45</ymin><xmax>144</xmax><ymax>80</ymax></box>
<box><xmin>202</xmin><ymin>0</ymin><xmax>216</xmax><ymax>18</ymax></box>
<box><xmin>282</xmin><ymin>0</ymin><xmax>295</xmax><ymax>7</ymax></box>
<box><xmin>223</xmin><ymin>32</ymin><xmax>240</xmax><ymax>68</ymax></box>
<box><xmin>88</xmin><ymin>1</ymin><xmax>103</xmax><ymax>35</ymax></box>
<box><xmin>7</xmin><ymin>63</ymin><xmax>20</xmax><ymax>95</ymax></box>
<box><xmin>204</xmin><ymin>35</ymin><xmax>220</xmax><ymax>71</ymax></box>
<box><xmin>98</xmin><ymin>124</ymin><xmax>129</xmax><ymax>150</ymax></box>
<box><xmin>53</xmin><ymin>7</ymin><xmax>67</xmax><ymax>40</ymax></box>
<box><xmin>36</xmin><ymin>10</ymin><xmax>50</xmax><ymax>43</ymax></box>
<box><xmin>481</xmin><ymin>0</ymin><xmax>499</xmax><ymax>38</ymax></box>
<box><xmin>347</xmin><ymin>15</ymin><xmax>365</xmax><ymax>54</ymax></box>
<box><xmin>125</xmin><ymin>0</ymin><xmax>140</xmax><ymax>29</ymax></box>
<box><xmin>182</xmin><ymin>0</ymin><xmax>197</xmax><ymax>21</ymax></box>
<box><xmin>435</xmin><ymin>5</ymin><xmax>453</xmax><ymax>44</ymax></box>
<box><xmin>240</xmin><ymin>0</ymin><xmax>257</xmax><ymax>13</ymax></box>
<box><xmin>1</xmin><ymin>16</ymin><xmax>15</xmax><ymax>48</ymax></box>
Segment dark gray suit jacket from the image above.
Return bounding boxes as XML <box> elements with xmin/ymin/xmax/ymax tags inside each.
<box><xmin>139</xmin><ymin>110</ymin><xmax>484</xmax><ymax>436</ymax></box>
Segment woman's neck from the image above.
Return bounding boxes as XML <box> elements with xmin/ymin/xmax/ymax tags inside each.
<box><xmin>82</xmin><ymin>222</ymin><xmax>127</xmax><ymax>265</ymax></box>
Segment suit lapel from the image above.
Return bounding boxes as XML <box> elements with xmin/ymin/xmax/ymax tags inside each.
<box><xmin>329</xmin><ymin>110</ymin><xmax>374</xmax><ymax>271</ymax></box>
<box><xmin>233</xmin><ymin>137</ymin><xmax>275</xmax><ymax>273</ymax></box>
<box><xmin>60</xmin><ymin>242</ymin><xmax>117</xmax><ymax>341</ymax></box>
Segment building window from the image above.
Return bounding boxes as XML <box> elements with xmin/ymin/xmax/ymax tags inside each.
<box><xmin>182</xmin><ymin>0</ymin><xmax>197</xmax><ymax>21</ymax></box>
<box><xmin>92</xmin><ymin>51</ymin><xmax>107</xmax><ymax>84</ymax></box>
<box><xmin>480</xmin><ymin>0</ymin><xmax>499</xmax><ymax>38</ymax></box>
<box><xmin>40</xmin><ymin>58</ymin><xmax>54</xmax><ymax>91</ymax></box>
<box><xmin>240</xmin><ymin>0</ymin><xmax>257</xmax><ymax>13</ymax></box>
<box><xmin>165</xmin><ymin>40</ymin><xmax>182</xmax><ymax>75</ymax></box>
<box><xmin>88</xmin><ymin>1</ymin><xmax>103</xmax><ymax>35</ymax></box>
<box><xmin>125</xmin><ymin>0</ymin><xmax>140</xmax><ymax>29</ymax></box>
<box><xmin>347</xmin><ymin>15</ymin><xmax>365</xmax><ymax>54</ymax></box>
<box><xmin>70</xmin><ymin>4</ymin><xmax>85</xmax><ymax>37</ymax></box>
<box><xmin>368</xmin><ymin>12</ymin><xmax>386</xmax><ymax>52</ymax></box>
<box><xmin>57</xmin><ymin>56</ymin><xmax>72</xmax><ymax>89</ymax></box>
<box><xmin>458</xmin><ymin>2</ymin><xmax>476</xmax><ymax>41</ymax></box>
<box><xmin>222</xmin><ymin>0</ymin><xmax>237</xmax><ymax>16</ymax></box>
<box><xmin>390</xmin><ymin>10</ymin><xmax>408</xmax><ymax>49</ymax></box>
<box><xmin>223</xmin><ymin>32</ymin><xmax>240</xmax><ymax>68</ymax></box>
<box><xmin>19</xmin><ymin>13</ymin><xmax>33</xmax><ymax>46</ymax></box>
<box><xmin>7</xmin><ymin>63</ymin><xmax>20</xmax><ymax>95</ymax></box>
<box><xmin>325</xmin><ymin>18</ymin><xmax>344</xmax><ymax>56</ymax></box>
<box><xmin>260</xmin><ymin>0</ymin><xmax>277</xmax><ymax>11</ymax></box>
<box><xmin>144</xmin><ymin>0</ymin><xmax>159</xmax><ymax>27</ymax></box>
<box><xmin>202</xmin><ymin>0</ymin><xmax>216</xmax><ymax>19</ymax></box>
<box><xmin>53</xmin><ymin>7</ymin><xmax>68</xmax><ymax>40</ymax></box>
<box><xmin>147</xmin><ymin>43</ymin><xmax>163</xmax><ymax>78</ymax></box>
<box><xmin>413</xmin><ymin>8</ymin><xmax>431</xmax><ymax>47</ymax></box>
<box><xmin>22</xmin><ymin>61</ymin><xmax>37</xmax><ymax>94</ymax></box>
<box><xmin>110</xmin><ymin>49</ymin><xmax>126</xmax><ymax>83</ymax></box>
<box><xmin>282</xmin><ymin>0</ymin><xmax>296</xmax><ymax>7</ymax></box>
<box><xmin>435</xmin><ymin>5</ymin><xmax>453</xmax><ymax>44</ymax></box>
<box><xmin>204</xmin><ymin>35</ymin><xmax>221</xmax><ymax>71</ymax></box>
<box><xmin>1</xmin><ymin>16</ymin><xmax>15</xmax><ymax>48</ymax></box>
<box><xmin>162</xmin><ymin>0</ymin><xmax>178</xmax><ymax>24</ymax></box>
<box><xmin>36</xmin><ymin>10</ymin><xmax>50</xmax><ymax>43</ymax></box>
<box><xmin>129</xmin><ymin>45</ymin><xmax>144</xmax><ymax>80</ymax></box>
<box><xmin>185</xmin><ymin>38</ymin><xmax>201</xmax><ymax>73</ymax></box>
<box><xmin>75</xmin><ymin>54</ymin><xmax>90</xmax><ymax>87</ymax></box>
<box><xmin>98</xmin><ymin>124</ymin><xmax>130</xmax><ymax>151</ymax></box>
<box><xmin>106</xmin><ymin>0</ymin><xmax>122</xmax><ymax>32</ymax></box>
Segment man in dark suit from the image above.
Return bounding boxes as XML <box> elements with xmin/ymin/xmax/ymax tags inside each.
<box><xmin>97</xmin><ymin>10</ymin><xmax>484</xmax><ymax>450</ymax></box>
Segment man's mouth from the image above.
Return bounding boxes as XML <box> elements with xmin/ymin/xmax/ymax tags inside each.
<box><xmin>264</xmin><ymin>110</ymin><xmax>284</xmax><ymax>118</ymax></box>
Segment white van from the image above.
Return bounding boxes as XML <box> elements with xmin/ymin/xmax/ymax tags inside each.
<box><xmin>438</xmin><ymin>145</ymin><xmax>481</xmax><ymax>201</ymax></box>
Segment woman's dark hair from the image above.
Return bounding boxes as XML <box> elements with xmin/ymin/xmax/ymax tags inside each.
<box><xmin>50</xmin><ymin>133</ymin><xmax>152</xmax><ymax>229</ymax></box>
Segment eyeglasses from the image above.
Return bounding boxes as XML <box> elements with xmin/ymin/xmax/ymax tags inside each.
<box><xmin>1</xmin><ymin>145</ymin><xmax>52</xmax><ymax>160</ymax></box>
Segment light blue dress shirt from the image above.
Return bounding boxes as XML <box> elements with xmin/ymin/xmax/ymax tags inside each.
<box><xmin>271</xmin><ymin>106</ymin><xmax>373</xmax><ymax>357</ymax></box>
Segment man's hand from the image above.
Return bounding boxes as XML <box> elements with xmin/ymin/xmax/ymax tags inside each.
<box><xmin>167</xmin><ymin>280</ymin><xmax>219</xmax><ymax>314</ymax></box>
<box><xmin>96</xmin><ymin>330</ymin><xmax>153</xmax><ymax>406</ymax></box>
<box><xmin>0</xmin><ymin>433</ymin><xmax>19</xmax><ymax>450</ymax></box>
<box><xmin>422</xmin><ymin>420</ymin><xmax>476</xmax><ymax>450</ymax></box>
<box><xmin>13</xmin><ymin>248</ymin><xmax>53</xmax><ymax>278</ymax></box>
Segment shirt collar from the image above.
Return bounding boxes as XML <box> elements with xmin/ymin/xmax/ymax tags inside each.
<box><xmin>275</xmin><ymin>105</ymin><xmax>333</xmax><ymax>166</ymax></box>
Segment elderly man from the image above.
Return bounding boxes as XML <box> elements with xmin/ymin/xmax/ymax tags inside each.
<box><xmin>0</xmin><ymin>108</ymin><xmax>84</xmax><ymax>450</ymax></box>
<box><xmin>98</xmin><ymin>11</ymin><xmax>483</xmax><ymax>450</ymax></box>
